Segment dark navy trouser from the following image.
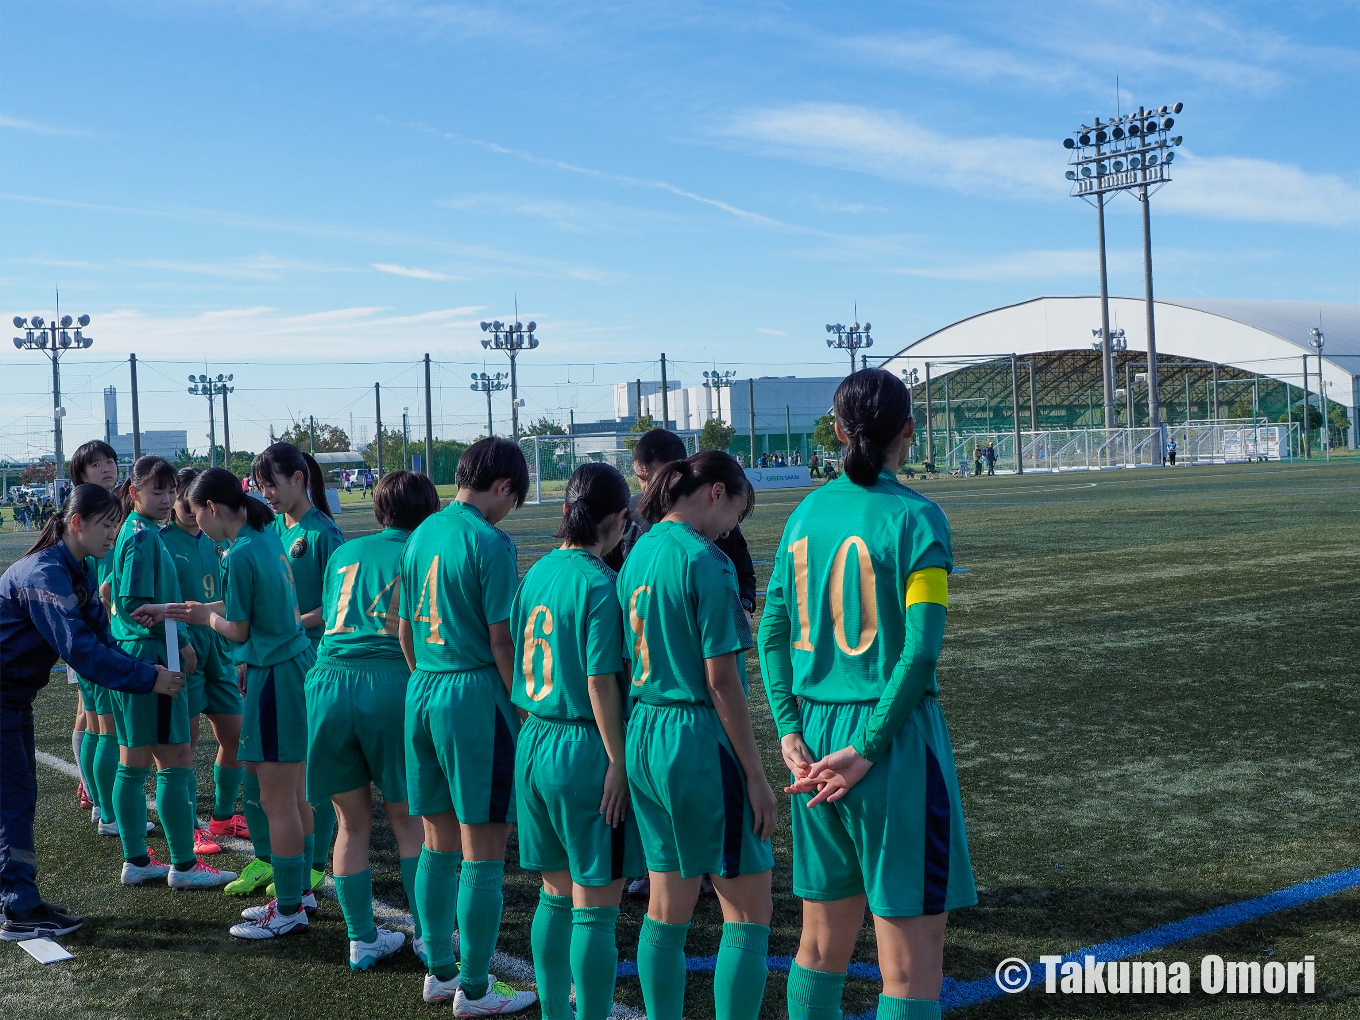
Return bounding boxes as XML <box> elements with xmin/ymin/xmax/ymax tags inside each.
<box><xmin>0</xmin><ymin>690</ymin><xmax>41</xmax><ymax>916</ymax></box>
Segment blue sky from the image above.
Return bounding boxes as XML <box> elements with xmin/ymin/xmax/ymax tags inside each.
<box><xmin>3</xmin><ymin>0</ymin><xmax>1357</xmax><ymax>456</ymax></box>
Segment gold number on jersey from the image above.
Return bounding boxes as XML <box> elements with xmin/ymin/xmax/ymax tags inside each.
<box><xmin>324</xmin><ymin>563</ymin><xmax>360</xmax><ymax>635</ymax></box>
<box><xmin>413</xmin><ymin>556</ymin><xmax>443</xmax><ymax>644</ymax></box>
<box><xmin>629</xmin><ymin>585</ymin><xmax>651</xmax><ymax>686</ymax></box>
<box><xmin>522</xmin><ymin>605</ymin><xmax>554</xmax><ymax>701</ymax></box>
<box><xmin>789</xmin><ymin>536</ymin><xmax>814</xmax><ymax>651</ymax></box>
<box><xmin>202</xmin><ymin>573</ymin><xmax>217</xmax><ymax>601</ymax></box>
<box><xmin>366</xmin><ymin>576</ymin><xmax>402</xmax><ymax>636</ymax></box>
<box><xmin>829</xmin><ymin>536</ymin><xmax>877</xmax><ymax>656</ymax></box>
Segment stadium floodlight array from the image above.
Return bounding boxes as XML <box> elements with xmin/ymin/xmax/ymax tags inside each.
<box><xmin>1064</xmin><ymin>102</ymin><xmax>1183</xmax><ymax>442</ymax></box>
<box><xmin>470</xmin><ymin>370</ymin><xmax>510</xmax><ymax>438</ymax></box>
<box><xmin>188</xmin><ymin>373</ymin><xmax>235</xmax><ymax>469</ymax></box>
<box><xmin>703</xmin><ymin>369</ymin><xmax>737</xmax><ymax>425</ymax></box>
<box><xmin>826</xmin><ymin>320</ymin><xmax>872</xmax><ymax>376</ymax></box>
<box><xmin>1063</xmin><ymin>103</ymin><xmax>1183</xmax><ymax>197</ymax></box>
<box><xmin>13</xmin><ymin>311</ymin><xmax>94</xmax><ymax>497</ymax></box>
<box><xmin>480</xmin><ymin>317</ymin><xmax>539</xmax><ymax>442</ymax></box>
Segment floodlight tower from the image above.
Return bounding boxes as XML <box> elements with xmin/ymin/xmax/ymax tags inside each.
<box><xmin>703</xmin><ymin>369</ymin><xmax>736</xmax><ymax>425</ymax></box>
<box><xmin>1309</xmin><ymin>326</ymin><xmax>1328</xmax><ymax>459</ymax></box>
<box><xmin>470</xmin><ymin>371</ymin><xmax>509</xmax><ymax>438</ymax></box>
<box><xmin>1065</xmin><ymin>103</ymin><xmax>1184</xmax><ymax>442</ymax></box>
<box><xmin>13</xmin><ymin>309</ymin><xmax>94</xmax><ymax>497</ymax></box>
<box><xmin>188</xmin><ymin>373</ymin><xmax>234</xmax><ymax>468</ymax></box>
<box><xmin>825</xmin><ymin>318</ymin><xmax>872</xmax><ymax>376</ymax></box>
<box><xmin>480</xmin><ymin>312</ymin><xmax>539</xmax><ymax>442</ymax></box>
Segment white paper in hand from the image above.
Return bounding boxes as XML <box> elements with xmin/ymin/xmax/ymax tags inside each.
<box><xmin>19</xmin><ymin>938</ymin><xmax>74</xmax><ymax>964</ymax></box>
<box><xmin>165</xmin><ymin>619</ymin><xmax>181</xmax><ymax>674</ymax></box>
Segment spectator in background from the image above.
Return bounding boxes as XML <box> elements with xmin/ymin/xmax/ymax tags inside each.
<box><xmin>809</xmin><ymin>451</ymin><xmax>821</xmax><ymax>478</ymax></box>
<box><xmin>972</xmin><ymin>444</ymin><xmax>983</xmax><ymax>477</ymax></box>
<box><xmin>985</xmin><ymin>441</ymin><xmax>997</xmax><ymax>476</ymax></box>
<box><xmin>362</xmin><ymin>468</ymin><xmax>374</xmax><ymax>497</ymax></box>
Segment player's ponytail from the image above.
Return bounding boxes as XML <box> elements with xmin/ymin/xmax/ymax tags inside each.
<box><xmin>24</xmin><ymin>483</ymin><xmax>122</xmax><ymax>559</ymax></box>
<box><xmin>114</xmin><ymin>455</ymin><xmax>176</xmax><ymax>516</ymax></box>
<box><xmin>833</xmin><ymin>368</ymin><xmax>913</xmax><ymax>487</ymax></box>
<box><xmin>252</xmin><ymin>442</ymin><xmax>334</xmax><ymax>519</ymax></box>
<box><xmin>187</xmin><ymin>467</ymin><xmax>275</xmax><ymax>531</ymax></box>
<box><xmin>637</xmin><ymin>450</ymin><xmax>753</xmax><ymax>525</ymax></box>
<box><xmin>556</xmin><ymin>462</ymin><xmax>631</xmax><ymax>545</ymax></box>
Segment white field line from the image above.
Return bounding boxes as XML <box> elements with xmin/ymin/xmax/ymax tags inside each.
<box><xmin>34</xmin><ymin>750</ymin><xmax>644</xmax><ymax>1018</ymax></box>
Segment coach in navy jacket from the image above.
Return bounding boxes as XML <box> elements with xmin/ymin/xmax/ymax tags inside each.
<box><xmin>0</xmin><ymin>489</ymin><xmax>175</xmax><ymax>934</ymax></box>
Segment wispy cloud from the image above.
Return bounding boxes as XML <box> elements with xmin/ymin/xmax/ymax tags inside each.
<box><xmin>200</xmin><ymin>306</ymin><xmax>277</xmax><ymax>319</ymax></box>
<box><xmin>1156</xmin><ymin>152</ymin><xmax>1360</xmax><ymax>226</ymax></box>
<box><xmin>0</xmin><ymin>111</ymin><xmax>90</xmax><ymax>137</ymax></box>
<box><xmin>723</xmin><ymin>103</ymin><xmax>1058</xmax><ymax>198</ymax></box>
<box><xmin>755</xmin><ymin>327</ymin><xmax>787</xmax><ymax>336</ymax></box>
<box><xmin>281</xmin><ymin>307</ymin><xmax>386</xmax><ymax>324</ymax></box>
<box><xmin>373</xmin><ymin>263</ymin><xmax>464</xmax><ymax>281</ymax></box>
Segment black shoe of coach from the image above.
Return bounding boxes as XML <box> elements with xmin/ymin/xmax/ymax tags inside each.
<box><xmin>0</xmin><ymin>901</ymin><xmax>85</xmax><ymax>941</ymax></box>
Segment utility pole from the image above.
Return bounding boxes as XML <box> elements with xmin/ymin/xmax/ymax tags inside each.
<box><xmin>424</xmin><ymin>353</ymin><xmax>434</xmax><ymax>478</ymax></box>
<box><xmin>309</xmin><ymin>415</ymin><xmax>317</xmax><ymax>454</ymax></box>
<box><xmin>660</xmin><ymin>354</ymin><xmax>669</xmax><ymax>431</ymax></box>
<box><xmin>402</xmin><ymin>408</ymin><xmax>410</xmax><ymax>471</ymax></box>
<box><xmin>1011</xmin><ymin>354</ymin><xmax>1024</xmax><ymax>475</ymax></box>
<box><xmin>923</xmin><ymin>363</ymin><xmax>934</xmax><ymax>467</ymax></box>
<box><xmin>374</xmin><ymin>382</ymin><xmax>384</xmax><ymax>477</ymax></box>
<box><xmin>130</xmin><ymin>354</ymin><xmax>142</xmax><ymax>460</ymax></box>
<box><xmin>747</xmin><ymin>378</ymin><xmax>756</xmax><ymax>466</ymax></box>
<box><xmin>222</xmin><ymin>385</ymin><xmax>232</xmax><ymax>466</ymax></box>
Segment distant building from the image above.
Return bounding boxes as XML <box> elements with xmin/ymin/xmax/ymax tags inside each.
<box><xmin>99</xmin><ymin>386</ymin><xmax>188</xmax><ymax>462</ymax></box>
<box><xmin>612</xmin><ymin>375</ymin><xmax>842</xmax><ymax>433</ymax></box>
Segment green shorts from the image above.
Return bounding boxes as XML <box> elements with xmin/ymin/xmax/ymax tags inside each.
<box><xmin>77</xmin><ymin>674</ymin><xmax>116</xmax><ymax>716</ymax></box>
<box><xmin>238</xmin><ymin>649</ymin><xmax>316</xmax><ymax>764</ymax></box>
<box><xmin>201</xmin><ymin>666</ymin><xmax>244</xmax><ymax>717</ymax></box>
<box><xmin>625</xmin><ymin>701</ymin><xmax>774</xmax><ymax>880</ymax></box>
<box><xmin>111</xmin><ymin>640</ymin><xmax>191</xmax><ymax>748</ymax></box>
<box><xmin>791</xmin><ymin>696</ymin><xmax>977</xmax><ymax>917</ymax></box>
<box><xmin>404</xmin><ymin>666</ymin><xmax>519</xmax><ymax>823</ymax></box>
<box><xmin>306</xmin><ymin>656</ymin><xmax>411</xmax><ymax>802</ymax></box>
<box><xmin>515</xmin><ymin>716</ymin><xmax>645</xmax><ymax>886</ymax></box>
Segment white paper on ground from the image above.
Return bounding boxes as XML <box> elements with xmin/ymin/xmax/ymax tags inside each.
<box><xmin>165</xmin><ymin>620</ymin><xmax>180</xmax><ymax>673</ymax></box>
<box><xmin>66</xmin><ymin>664</ymin><xmax>78</xmax><ymax>685</ymax></box>
<box><xmin>18</xmin><ymin>938</ymin><xmax>74</xmax><ymax>964</ymax></box>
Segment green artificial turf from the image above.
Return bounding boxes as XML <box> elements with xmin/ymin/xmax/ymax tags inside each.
<box><xmin>4</xmin><ymin>461</ymin><xmax>1360</xmax><ymax>1018</ymax></box>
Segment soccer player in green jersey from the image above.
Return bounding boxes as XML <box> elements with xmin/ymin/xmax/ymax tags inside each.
<box><xmin>109</xmin><ymin>457</ymin><xmax>234</xmax><ymax>891</ymax></box>
<box><xmin>512</xmin><ymin>463</ymin><xmax>645</xmax><ymax>1020</ymax></box>
<box><xmin>305</xmin><ymin>470</ymin><xmax>440</xmax><ymax>971</ymax></box>
<box><xmin>164</xmin><ymin>468</ymin><xmax>317</xmax><ymax>938</ymax></box>
<box><xmin>759</xmin><ymin>370</ymin><xmax>977</xmax><ymax>1020</ymax></box>
<box><xmin>399</xmin><ymin>438</ymin><xmax>537</xmax><ymax>1015</ymax></box>
<box><xmin>162</xmin><ymin>468</ymin><xmax>248</xmax><ymax>854</ymax></box>
<box><xmin>254</xmin><ymin>443</ymin><xmax>345</xmax><ymax>885</ymax></box>
<box><xmin>66</xmin><ymin>441</ymin><xmax>122</xmax><ymax>831</ymax></box>
<box><xmin>618</xmin><ymin>451</ymin><xmax>777</xmax><ymax>1020</ymax></box>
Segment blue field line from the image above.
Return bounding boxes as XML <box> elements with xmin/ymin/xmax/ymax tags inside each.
<box><xmin>616</xmin><ymin>865</ymin><xmax>1360</xmax><ymax>1018</ymax></box>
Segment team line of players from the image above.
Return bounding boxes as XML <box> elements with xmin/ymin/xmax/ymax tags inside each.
<box><xmin>82</xmin><ymin>368</ymin><xmax>977</xmax><ymax>1020</ymax></box>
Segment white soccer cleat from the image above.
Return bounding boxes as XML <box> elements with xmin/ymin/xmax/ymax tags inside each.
<box><xmin>350</xmin><ymin>926</ymin><xmax>405</xmax><ymax>971</ymax></box>
<box><xmin>453</xmin><ymin>976</ymin><xmax>538</xmax><ymax>1016</ymax></box>
<box><xmin>121</xmin><ymin>855</ymin><xmax>171</xmax><ymax>885</ymax></box>
<box><xmin>241</xmin><ymin>893</ymin><xmax>317</xmax><ymax>920</ymax></box>
<box><xmin>167</xmin><ymin>861</ymin><xmax>236</xmax><ymax>890</ymax></box>
<box><xmin>423</xmin><ymin>972</ymin><xmax>461</xmax><ymax>1004</ymax></box>
<box><xmin>229</xmin><ymin>901</ymin><xmax>309</xmax><ymax>939</ymax></box>
<box><xmin>91</xmin><ymin>806</ymin><xmax>101</xmax><ymax>823</ymax></box>
<box><xmin>412</xmin><ymin>931</ymin><xmax>459</xmax><ymax>966</ymax></box>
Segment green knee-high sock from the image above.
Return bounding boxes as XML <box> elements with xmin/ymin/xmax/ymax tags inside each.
<box><xmin>714</xmin><ymin>921</ymin><xmax>770</xmax><ymax>1020</ymax></box>
<box><xmin>188</xmin><ymin>764</ymin><xmax>201</xmax><ymax>826</ymax></box>
<box><xmin>571</xmin><ymin>906</ymin><xmax>620</xmax><ymax>1020</ymax></box>
<box><xmin>787</xmin><ymin>962</ymin><xmax>846</xmax><ymax>1020</ymax></box>
<box><xmin>416</xmin><ymin>848</ymin><xmax>462</xmax><ymax>979</ymax></box>
<box><xmin>456</xmin><ymin>860</ymin><xmax>506</xmax><ymax>1002</ymax></box>
<box><xmin>94</xmin><ymin>734</ymin><xmax>119</xmax><ymax>821</ymax></box>
<box><xmin>273</xmin><ymin>853</ymin><xmax>306</xmax><ymax>914</ymax></box>
<box><xmin>114</xmin><ymin>764</ymin><xmax>150</xmax><ymax>861</ymax></box>
<box><xmin>310</xmin><ymin>797</ymin><xmax>335</xmax><ymax>869</ymax></box>
<box><xmin>79</xmin><ymin>730</ymin><xmax>99</xmax><ymax>803</ymax></box>
<box><xmin>302</xmin><ymin>834</ymin><xmax>315</xmax><ymax>887</ymax></box>
<box><xmin>156</xmin><ymin>767</ymin><xmax>199</xmax><ymax>868</ymax></box>
<box><xmin>399</xmin><ymin>855</ymin><xmax>423</xmax><ymax>940</ymax></box>
<box><xmin>531</xmin><ymin>891</ymin><xmax>574</xmax><ymax>1020</ymax></box>
<box><xmin>875</xmin><ymin>996</ymin><xmax>941</xmax><ymax>1020</ymax></box>
<box><xmin>241</xmin><ymin>772</ymin><xmax>270</xmax><ymax>862</ymax></box>
<box><xmin>212</xmin><ymin>764</ymin><xmax>244</xmax><ymax>821</ymax></box>
<box><xmin>637</xmin><ymin>916</ymin><xmax>691</xmax><ymax>1020</ymax></box>
<box><xmin>334</xmin><ymin>869</ymin><xmax>377</xmax><ymax>943</ymax></box>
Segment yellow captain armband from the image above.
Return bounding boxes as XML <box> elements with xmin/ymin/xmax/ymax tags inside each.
<box><xmin>904</xmin><ymin>567</ymin><xmax>949</xmax><ymax>608</ymax></box>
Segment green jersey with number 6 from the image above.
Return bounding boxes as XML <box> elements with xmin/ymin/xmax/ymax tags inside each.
<box><xmin>510</xmin><ymin>547</ymin><xmax>626</xmax><ymax>722</ymax></box>
<box><xmin>615</xmin><ymin>520</ymin><xmax>752</xmax><ymax>706</ymax></box>
<box><xmin>315</xmin><ymin>527</ymin><xmax>409</xmax><ymax>661</ymax></box>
